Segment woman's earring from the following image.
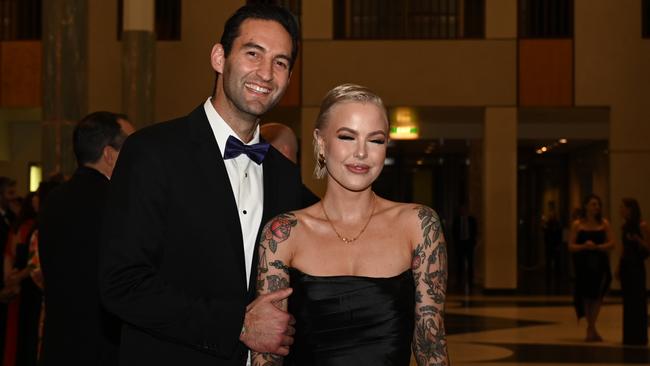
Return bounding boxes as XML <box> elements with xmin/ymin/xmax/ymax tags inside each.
<box><xmin>318</xmin><ymin>153</ymin><xmax>326</xmax><ymax>169</ymax></box>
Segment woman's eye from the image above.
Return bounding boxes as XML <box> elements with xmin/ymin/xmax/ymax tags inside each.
<box><xmin>370</xmin><ymin>139</ymin><xmax>386</xmax><ymax>145</ymax></box>
<box><xmin>338</xmin><ymin>135</ymin><xmax>354</xmax><ymax>140</ymax></box>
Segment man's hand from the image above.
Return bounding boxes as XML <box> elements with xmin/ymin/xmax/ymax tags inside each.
<box><xmin>240</xmin><ymin>288</ymin><xmax>294</xmax><ymax>355</ymax></box>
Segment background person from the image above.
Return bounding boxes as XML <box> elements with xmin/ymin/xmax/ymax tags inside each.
<box><xmin>568</xmin><ymin>194</ymin><xmax>614</xmax><ymax>342</ymax></box>
<box><xmin>617</xmin><ymin>198</ymin><xmax>649</xmax><ymax>345</ymax></box>
<box><xmin>38</xmin><ymin>111</ymin><xmax>134</xmax><ymax>366</ymax></box>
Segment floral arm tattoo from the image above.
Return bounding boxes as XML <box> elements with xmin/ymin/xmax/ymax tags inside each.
<box><xmin>251</xmin><ymin>213</ymin><xmax>297</xmax><ymax>366</ymax></box>
<box><xmin>411</xmin><ymin>206</ymin><xmax>449</xmax><ymax>366</ymax></box>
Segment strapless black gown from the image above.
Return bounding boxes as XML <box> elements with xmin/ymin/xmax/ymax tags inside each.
<box><xmin>572</xmin><ymin>229</ymin><xmax>611</xmax><ymax>318</ymax></box>
<box><xmin>285</xmin><ymin>268</ymin><xmax>414</xmax><ymax>366</ymax></box>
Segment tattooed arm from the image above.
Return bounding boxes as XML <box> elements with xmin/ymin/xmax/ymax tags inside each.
<box><xmin>251</xmin><ymin>213</ymin><xmax>298</xmax><ymax>366</ymax></box>
<box><xmin>411</xmin><ymin>206</ymin><xmax>449</xmax><ymax>366</ymax></box>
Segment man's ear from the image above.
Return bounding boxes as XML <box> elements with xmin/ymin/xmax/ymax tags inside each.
<box><xmin>211</xmin><ymin>43</ymin><xmax>225</xmax><ymax>73</ymax></box>
<box><xmin>103</xmin><ymin>145</ymin><xmax>118</xmax><ymax>167</ymax></box>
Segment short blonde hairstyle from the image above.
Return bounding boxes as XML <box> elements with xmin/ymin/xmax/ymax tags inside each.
<box><xmin>313</xmin><ymin>83</ymin><xmax>387</xmax><ymax>179</ymax></box>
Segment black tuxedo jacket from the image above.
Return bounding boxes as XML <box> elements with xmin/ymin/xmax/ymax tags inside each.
<box><xmin>99</xmin><ymin>105</ymin><xmax>303</xmax><ymax>366</ymax></box>
<box><xmin>39</xmin><ymin>167</ymin><xmax>121</xmax><ymax>365</ymax></box>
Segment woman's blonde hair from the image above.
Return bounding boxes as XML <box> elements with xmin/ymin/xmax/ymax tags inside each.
<box><xmin>313</xmin><ymin>83</ymin><xmax>387</xmax><ymax>179</ymax></box>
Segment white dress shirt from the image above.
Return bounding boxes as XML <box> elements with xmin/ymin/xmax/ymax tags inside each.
<box><xmin>203</xmin><ymin>98</ymin><xmax>264</xmax><ymax>290</ymax></box>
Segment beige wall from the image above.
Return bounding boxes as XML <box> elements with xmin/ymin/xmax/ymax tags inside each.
<box><xmin>302</xmin><ymin>0</ymin><xmax>332</xmax><ymax>40</ymax></box>
<box><xmin>301</xmin><ymin>40</ymin><xmax>517</xmax><ymax>107</ymax></box>
<box><xmin>88</xmin><ymin>1</ymin><xmax>122</xmax><ymax>114</ymax></box>
<box><xmin>485</xmin><ymin>0</ymin><xmax>517</xmax><ymax>39</ymax></box>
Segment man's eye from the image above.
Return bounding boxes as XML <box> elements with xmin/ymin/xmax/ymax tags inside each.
<box><xmin>247</xmin><ymin>51</ymin><xmax>258</xmax><ymax>57</ymax></box>
<box><xmin>275</xmin><ymin>60</ymin><xmax>288</xmax><ymax>69</ymax></box>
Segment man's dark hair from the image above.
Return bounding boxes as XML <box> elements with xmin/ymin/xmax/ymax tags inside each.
<box><xmin>220</xmin><ymin>4</ymin><xmax>300</xmax><ymax>69</ymax></box>
<box><xmin>73</xmin><ymin>111</ymin><xmax>129</xmax><ymax>166</ymax></box>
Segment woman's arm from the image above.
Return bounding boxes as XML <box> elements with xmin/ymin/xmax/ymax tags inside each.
<box><xmin>251</xmin><ymin>213</ymin><xmax>297</xmax><ymax>366</ymax></box>
<box><xmin>411</xmin><ymin>206</ymin><xmax>449</xmax><ymax>366</ymax></box>
<box><xmin>567</xmin><ymin>220</ymin><xmax>584</xmax><ymax>252</ymax></box>
<box><xmin>597</xmin><ymin>220</ymin><xmax>615</xmax><ymax>251</ymax></box>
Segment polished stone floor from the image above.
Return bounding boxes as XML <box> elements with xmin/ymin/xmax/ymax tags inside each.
<box><xmin>415</xmin><ymin>295</ymin><xmax>650</xmax><ymax>365</ymax></box>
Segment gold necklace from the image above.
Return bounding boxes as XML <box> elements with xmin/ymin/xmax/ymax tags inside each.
<box><xmin>321</xmin><ymin>193</ymin><xmax>376</xmax><ymax>244</ymax></box>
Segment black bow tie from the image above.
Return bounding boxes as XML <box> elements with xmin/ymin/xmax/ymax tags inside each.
<box><xmin>223</xmin><ymin>135</ymin><xmax>270</xmax><ymax>165</ymax></box>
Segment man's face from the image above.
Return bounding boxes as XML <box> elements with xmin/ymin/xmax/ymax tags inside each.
<box><xmin>214</xmin><ymin>19</ymin><xmax>293</xmax><ymax>119</ymax></box>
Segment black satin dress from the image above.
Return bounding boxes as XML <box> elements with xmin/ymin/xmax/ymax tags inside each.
<box><xmin>285</xmin><ymin>268</ymin><xmax>414</xmax><ymax>366</ymax></box>
<box><xmin>572</xmin><ymin>229</ymin><xmax>611</xmax><ymax>318</ymax></box>
<box><xmin>620</xmin><ymin>226</ymin><xmax>648</xmax><ymax>345</ymax></box>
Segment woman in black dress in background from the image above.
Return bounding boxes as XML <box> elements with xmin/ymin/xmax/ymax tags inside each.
<box><xmin>252</xmin><ymin>84</ymin><xmax>449</xmax><ymax>365</ymax></box>
<box><xmin>618</xmin><ymin>198</ymin><xmax>649</xmax><ymax>345</ymax></box>
<box><xmin>568</xmin><ymin>194</ymin><xmax>614</xmax><ymax>342</ymax></box>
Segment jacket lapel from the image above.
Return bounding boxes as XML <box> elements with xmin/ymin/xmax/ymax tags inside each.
<box><xmin>187</xmin><ymin>106</ymin><xmax>248</xmax><ymax>290</ymax></box>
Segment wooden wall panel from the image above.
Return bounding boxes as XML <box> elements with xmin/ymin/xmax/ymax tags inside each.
<box><xmin>519</xmin><ymin>39</ymin><xmax>573</xmax><ymax>107</ymax></box>
<box><xmin>0</xmin><ymin>41</ymin><xmax>41</xmax><ymax>107</ymax></box>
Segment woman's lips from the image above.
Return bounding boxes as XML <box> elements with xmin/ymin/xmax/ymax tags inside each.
<box><xmin>345</xmin><ymin>164</ymin><xmax>370</xmax><ymax>174</ymax></box>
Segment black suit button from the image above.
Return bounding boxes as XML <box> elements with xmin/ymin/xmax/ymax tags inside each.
<box><xmin>243</xmin><ymin>210</ymin><xmax>247</xmax><ymax>215</ymax></box>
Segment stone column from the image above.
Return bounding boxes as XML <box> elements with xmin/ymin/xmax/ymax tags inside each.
<box><xmin>41</xmin><ymin>0</ymin><xmax>88</xmax><ymax>177</ymax></box>
<box><xmin>482</xmin><ymin>107</ymin><xmax>518</xmax><ymax>290</ymax></box>
<box><xmin>122</xmin><ymin>0</ymin><xmax>155</xmax><ymax>128</ymax></box>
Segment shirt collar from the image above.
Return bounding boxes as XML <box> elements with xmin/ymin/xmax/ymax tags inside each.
<box><xmin>203</xmin><ymin>97</ymin><xmax>261</xmax><ymax>157</ymax></box>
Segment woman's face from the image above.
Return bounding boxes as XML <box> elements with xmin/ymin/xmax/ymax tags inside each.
<box><xmin>315</xmin><ymin>101</ymin><xmax>388</xmax><ymax>192</ymax></box>
<box><xmin>585</xmin><ymin>198</ymin><xmax>601</xmax><ymax>218</ymax></box>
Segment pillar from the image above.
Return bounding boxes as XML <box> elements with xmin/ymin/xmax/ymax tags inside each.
<box><xmin>122</xmin><ymin>0</ymin><xmax>155</xmax><ymax>128</ymax></box>
<box><xmin>41</xmin><ymin>0</ymin><xmax>88</xmax><ymax>176</ymax></box>
<box><xmin>483</xmin><ymin>107</ymin><xmax>518</xmax><ymax>290</ymax></box>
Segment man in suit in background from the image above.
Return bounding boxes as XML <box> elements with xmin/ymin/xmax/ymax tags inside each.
<box><xmin>99</xmin><ymin>4</ymin><xmax>303</xmax><ymax>366</ymax></box>
<box><xmin>39</xmin><ymin>112</ymin><xmax>134</xmax><ymax>365</ymax></box>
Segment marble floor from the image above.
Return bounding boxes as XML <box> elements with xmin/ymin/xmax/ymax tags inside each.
<box><xmin>419</xmin><ymin>295</ymin><xmax>650</xmax><ymax>366</ymax></box>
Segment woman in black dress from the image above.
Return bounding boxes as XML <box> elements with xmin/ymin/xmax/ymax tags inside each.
<box><xmin>568</xmin><ymin>194</ymin><xmax>614</xmax><ymax>342</ymax></box>
<box><xmin>252</xmin><ymin>84</ymin><xmax>449</xmax><ymax>365</ymax></box>
<box><xmin>617</xmin><ymin>198</ymin><xmax>649</xmax><ymax>345</ymax></box>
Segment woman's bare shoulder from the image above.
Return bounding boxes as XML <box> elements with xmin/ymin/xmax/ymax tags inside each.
<box><xmin>376</xmin><ymin>199</ymin><xmax>439</xmax><ymax>228</ymax></box>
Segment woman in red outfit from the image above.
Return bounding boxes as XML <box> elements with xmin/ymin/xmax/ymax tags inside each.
<box><xmin>3</xmin><ymin>192</ymin><xmax>38</xmax><ymax>366</ymax></box>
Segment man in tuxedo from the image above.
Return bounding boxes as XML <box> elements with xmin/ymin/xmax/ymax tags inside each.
<box><xmin>39</xmin><ymin>112</ymin><xmax>135</xmax><ymax>365</ymax></box>
<box><xmin>99</xmin><ymin>4</ymin><xmax>302</xmax><ymax>366</ymax></box>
